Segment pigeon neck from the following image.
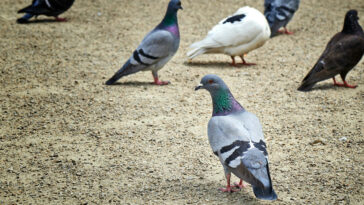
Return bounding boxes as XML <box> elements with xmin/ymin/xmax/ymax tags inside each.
<box><xmin>211</xmin><ymin>89</ymin><xmax>244</xmax><ymax>116</ymax></box>
<box><xmin>342</xmin><ymin>18</ymin><xmax>363</xmax><ymax>35</ymax></box>
<box><xmin>159</xmin><ymin>8</ymin><xmax>179</xmax><ymax>37</ymax></box>
<box><xmin>161</xmin><ymin>9</ymin><xmax>178</xmax><ymax>27</ymax></box>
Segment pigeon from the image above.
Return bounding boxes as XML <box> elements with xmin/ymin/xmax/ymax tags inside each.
<box><xmin>187</xmin><ymin>6</ymin><xmax>270</xmax><ymax>66</ymax></box>
<box><xmin>264</xmin><ymin>0</ymin><xmax>300</xmax><ymax>37</ymax></box>
<box><xmin>298</xmin><ymin>10</ymin><xmax>364</xmax><ymax>91</ymax></box>
<box><xmin>195</xmin><ymin>74</ymin><xmax>277</xmax><ymax>200</ymax></box>
<box><xmin>17</xmin><ymin>0</ymin><xmax>75</xmax><ymax>24</ymax></box>
<box><xmin>105</xmin><ymin>0</ymin><xmax>182</xmax><ymax>85</ymax></box>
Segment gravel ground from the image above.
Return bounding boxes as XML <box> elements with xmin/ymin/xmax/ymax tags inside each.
<box><xmin>0</xmin><ymin>0</ymin><xmax>363</xmax><ymax>204</ymax></box>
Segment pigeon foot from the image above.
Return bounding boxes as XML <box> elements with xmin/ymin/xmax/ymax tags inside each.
<box><xmin>153</xmin><ymin>77</ymin><xmax>170</xmax><ymax>85</ymax></box>
<box><xmin>334</xmin><ymin>81</ymin><xmax>357</xmax><ymax>88</ymax></box>
<box><xmin>278</xmin><ymin>27</ymin><xmax>293</xmax><ymax>35</ymax></box>
<box><xmin>55</xmin><ymin>17</ymin><xmax>67</xmax><ymax>22</ymax></box>
<box><xmin>239</xmin><ymin>56</ymin><xmax>256</xmax><ymax>66</ymax></box>
<box><xmin>333</xmin><ymin>77</ymin><xmax>357</xmax><ymax>88</ymax></box>
<box><xmin>219</xmin><ymin>186</ymin><xmax>240</xmax><ymax>193</ymax></box>
<box><xmin>232</xmin><ymin>180</ymin><xmax>247</xmax><ymax>189</ymax></box>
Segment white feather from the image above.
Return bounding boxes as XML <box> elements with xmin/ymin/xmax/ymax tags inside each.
<box><xmin>187</xmin><ymin>6</ymin><xmax>271</xmax><ymax>59</ymax></box>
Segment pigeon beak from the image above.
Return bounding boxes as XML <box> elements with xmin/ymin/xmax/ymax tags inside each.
<box><xmin>195</xmin><ymin>83</ymin><xmax>203</xmax><ymax>91</ymax></box>
<box><xmin>179</xmin><ymin>6</ymin><xmax>183</xmax><ymax>10</ymax></box>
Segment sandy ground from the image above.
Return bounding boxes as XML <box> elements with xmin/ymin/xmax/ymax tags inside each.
<box><xmin>1</xmin><ymin>0</ymin><xmax>364</xmax><ymax>204</ymax></box>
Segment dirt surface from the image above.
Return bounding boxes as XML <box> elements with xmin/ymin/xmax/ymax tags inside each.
<box><xmin>1</xmin><ymin>0</ymin><xmax>364</xmax><ymax>204</ymax></box>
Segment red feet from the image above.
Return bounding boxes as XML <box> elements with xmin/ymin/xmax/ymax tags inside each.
<box><xmin>55</xmin><ymin>17</ymin><xmax>67</xmax><ymax>22</ymax></box>
<box><xmin>219</xmin><ymin>174</ymin><xmax>244</xmax><ymax>193</ymax></box>
<box><xmin>219</xmin><ymin>186</ymin><xmax>240</xmax><ymax>193</ymax></box>
<box><xmin>153</xmin><ymin>76</ymin><xmax>170</xmax><ymax>85</ymax></box>
<box><xmin>278</xmin><ymin>27</ymin><xmax>293</xmax><ymax>35</ymax></box>
<box><xmin>230</xmin><ymin>56</ymin><xmax>237</xmax><ymax>66</ymax></box>
<box><xmin>239</xmin><ymin>56</ymin><xmax>256</xmax><ymax>66</ymax></box>
<box><xmin>232</xmin><ymin>180</ymin><xmax>247</xmax><ymax>190</ymax></box>
<box><xmin>230</xmin><ymin>56</ymin><xmax>256</xmax><ymax>66</ymax></box>
<box><xmin>333</xmin><ymin>77</ymin><xmax>357</xmax><ymax>88</ymax></box>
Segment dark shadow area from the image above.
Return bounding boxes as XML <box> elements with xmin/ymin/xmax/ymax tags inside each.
<box><xmin>184</xmin><ymin>61</ymin><xmax>256</xmax><ymax>69</ymax></box>
<box><xmin>311</xmin><ymin>83</ymin><xmax>336</xmax><ymax>91</ymax></box>
<box><xmin>298</xmin><ymin>83</ymin><xmax>338</xmax><ymax>92</ymax></box>
<box><xmin>17</xmin><ymin>19</ymin><xmax>66</xmax><ymax>24</ymax></box>
<box><xmin>104</xmin><ymin>81</ymin><xmax>169</xmax><ymax>87</ymax></box>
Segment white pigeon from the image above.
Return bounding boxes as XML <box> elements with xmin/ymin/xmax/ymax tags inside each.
<box><xmin>187</xmin><ymin>6</ymin><xmax>271</xmax><ymax>66</ymax></box>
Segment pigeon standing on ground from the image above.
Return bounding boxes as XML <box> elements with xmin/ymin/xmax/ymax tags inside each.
<box><xmin>17</xmin><ymin>0</ymin><xmax>75</xmax><ymax>24</ymax></box>
<box><xmin>264</xmin><ymin>0</ymin><xmax>300</xmax><ymax>37</ymax></box>
<box><xmin>195</xmin><ymin>74</ymin><xmax>277</xmax><ymax>201</ymax></box>
<box><xmin>187</xmin><ymin>6</ymin><xmax>270</xmax><ymax>66</ymax></box>
<box><xmin>105</xmin><ymin>0</ymin><xmax>182</xmax><ymax>85</ymax></box>
<box><xmin>298</xmin><ymin>10</ymin><xmax>364</xmax><ymax>91</ymax></box>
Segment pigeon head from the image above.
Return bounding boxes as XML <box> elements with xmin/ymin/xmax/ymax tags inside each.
<box><xmin>195</xmin><ymin>74</ymin><xmax>243</xmax><ymax>116</ymax></box>
<box><xmin>160</xmin><ymin>0</ymin><xmax>182</xmax><ymax>28</ymax></box>
<box><xmin>168</xmin><ymin>0</ymin><xmax>183</xmax><ymax>11</ymax></box>
<box><xmin>342</xmin><ymin>10</ymin><xmax>363</xmax><ymax>34</ymax></box>
<box><xmin>195</xmin><ymin>74</ymin><xmax>229</xmax><ymax>92</ymax></box>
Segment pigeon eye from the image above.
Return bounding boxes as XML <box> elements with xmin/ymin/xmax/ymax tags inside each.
<box><xmin>208</xmin><ymin>80</ymin><xmax>214</xmax><ymax>84</ymax></box>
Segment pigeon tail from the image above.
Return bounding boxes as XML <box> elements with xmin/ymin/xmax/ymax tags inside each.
<box><xmin>17</xmin><ymin>13</ymin><xmax>34</xmax><ymax>23</ymax></box>
<box><xmin>297</xmin><ymin>81</ymin><xmax>316</xmax><ymax>92</ymax></box>
<box><xmin>105</xmin><ymin>59</ymin><xmax>135</xmax><ymax>85</ymax></box>
<box><xmin>251</xmin><ymin>162</ymin><xmax>277</xmax><ymax>201</ymax></box>
<box><xmin>187</xmin><ymin>47</ymin><xmax>207</xmax><ymax>59</ymax></box>
<box><xmin>253</xmin><ymin>185</ymin><xmax>277</xmax><ymax>201</ymax></box>
<box><xmin>187</xmin><ymin>39</ymin><xmax>216</xmax><ymax>59</ymax></box>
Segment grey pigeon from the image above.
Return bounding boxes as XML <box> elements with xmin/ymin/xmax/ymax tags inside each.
<box><xmin>298</xmin><ymin>10</ymin><xmax>364</xmax><ymax>91</ymax></box>
<box><xmin>17</xmin><ymin>0</ymin><xmax>75</xmax><ymax>24</ymax></box>
<box><xmin>264</xmin><ymin>0</ymin><xmax>300</xmax><ymax>37</ymax></box>
<box><xmin>195</xmin><ymin>74</ymin><xmax>277</xmax><ymax>201</ymax></box>
<box><xmin>105</xmin><ymin>0</ymin><xmax>182</xmax><ymax>85</ymax></box>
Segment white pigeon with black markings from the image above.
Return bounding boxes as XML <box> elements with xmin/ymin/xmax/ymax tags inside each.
<box><xmin>195</xmin><ymin>74</ymin><xmax>277</xmax><ymax>200</ymax></box>
<box><xmin>187</xmin><ymin>6</ymin><xmax>271</xmax><ymax>66</ymax></box>
<box><xmin>105</xmin><ymin>0</ymin><xmax>182</xmax><ymax>85</ymax></box>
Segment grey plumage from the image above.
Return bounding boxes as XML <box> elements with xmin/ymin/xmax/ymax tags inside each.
<box><xmin>195</xmin><ymin>74</ymin><xmax>277</xmax><ymax>200</ymax></box>
<box><xmin>105</xmin><ymin>0</ymin><xmax>182</xmax><ymax>85</ymax></box>
<box><xmin>264</xmin><ymin>0</ymin><xmax>300</xmax><ymax>37</ymax></box>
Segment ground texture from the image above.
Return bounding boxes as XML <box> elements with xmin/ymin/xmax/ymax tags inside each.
<box><xmin>0</xmin><ymin>0</ymin><xmax>364</xmax><ymax>204</ymax></box>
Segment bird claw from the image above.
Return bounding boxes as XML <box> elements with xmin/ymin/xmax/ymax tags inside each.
<box><xmin>334</xmin><ymin>82</ymin><xmax>357</xmax><ymax>88</ymax></box>
<box><xmin>153</xmin><ymin>80</ymin><xmax>170</xmax><ymax>85</ymax></box>
<box><xmin>55</xmin><ymin>17</ymin><xmax>67</xmax><ymax>22</ymax></box>
<box><xmin>232</xmin><ymin>182</ymin><xmax>247</xmax><ymax>189</ymax></box>
<box><xmin>278</xmin><ymin>29</ymin><xmax>293</xmax><ymax>35</ymax></box>
<box><xmin>219</xmin><ymin>186</ymin><xmax>240</xmax><ymax>193</ymax></box>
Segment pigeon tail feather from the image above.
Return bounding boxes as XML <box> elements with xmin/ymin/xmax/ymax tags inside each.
<box><xmin>297</xmin><ymin>81</ymin><xmax>316</xmax><ymax>92</ymax></box>
<box><xmin>253</xmin><ymin>186</ymin><xmax>278</xmax><ymax>201</ymax></box>
<box><xmin>187</xmin><ymin>47</ymin><xmax>207</xmax><ymax>59</ymax></box>
<box><xmin>187</xmin><ymin>39</ymin><xmax>216</xmax><ymax>59</ymax></box>
<box><xmin>251</xmin><ymin>162</ymin><xmax>277</xmax><ymax>201</ymax></box>
<box><xmin>105</xmin><ymin>60</ymin><xmax>135</xmax><ymax>85</ymax></box>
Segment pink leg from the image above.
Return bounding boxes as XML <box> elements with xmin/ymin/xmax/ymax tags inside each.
<box><xmin>278</xmin><ymin>27</ymin><xmax>293</xmax><ymax>35</ymax></box>
<box><xmin>230</xmin><ymin>56</ymin><xmax>237</xmax><ymax>66</ymax></box>
<box><xmin>152</xmin><ymin>75</ymin><xmax>170</xmax><ymax>85</ymax></box>
<box><xmin>232</xmin><ymin>179</ymin><xmax>247</xmax><ymax>189</ymax></box>
<box><xmin>239</xmin><ymin>56</ymin><xmax>256</xmax><ymax>66</ymax></box>
<box><xmin>55</xmin><ymin>17</ymin><xmax>67</xmax><ymax>22</ymax></box>
<box><xmin>333</xmin><ymin>77</ymin><xmax>357</xmax><ymax>88</ymax></box>
<box><xmin>219</xmin><ymin>174</ymin><xmax>240</xmax><ymax>193</ymax></box>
